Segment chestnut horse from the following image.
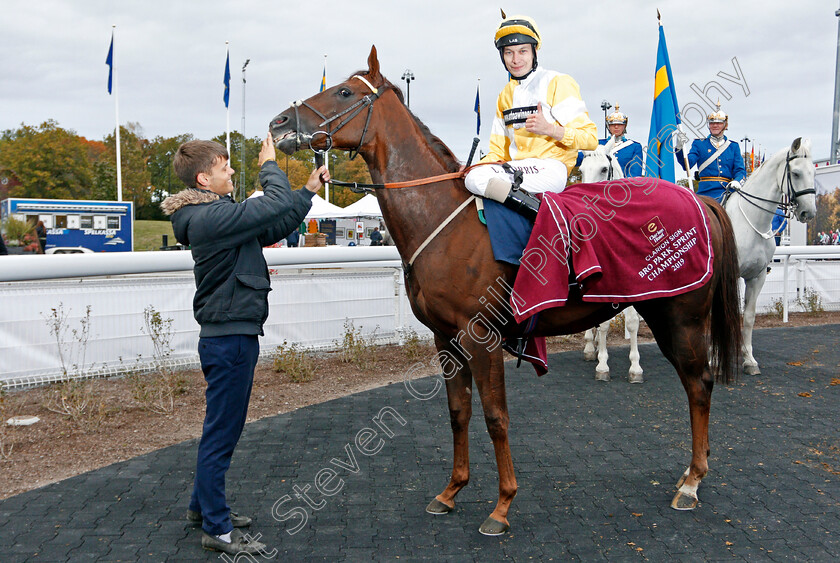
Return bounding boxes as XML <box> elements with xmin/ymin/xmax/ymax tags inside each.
<box><xmin>270</xmin><ymin>46</ymin><xmax>742</xmax><ymax>536</ymax></box>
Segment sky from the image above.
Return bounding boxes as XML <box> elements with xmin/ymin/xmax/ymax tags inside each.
<box><xmin>2</xmin><ymin>0</ymin><xmax>839</xmax><ymax>167</ymax></box>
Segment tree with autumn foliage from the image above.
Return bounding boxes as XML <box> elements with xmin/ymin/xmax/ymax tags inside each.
<box><xmin>0</xmin><ymin>120</ymin><xmax>95</xmax><ymax>199</ymax></box>
<box><xmin>811</xmin><ymin>188</ymin><xmax>840</xmax><ymax>242</ymax></box>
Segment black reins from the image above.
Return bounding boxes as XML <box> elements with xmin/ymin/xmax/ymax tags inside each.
<box><xmin>725</xmin><ymin>151</ymin><xmax>815</xmax><ymax>216</ymax></box>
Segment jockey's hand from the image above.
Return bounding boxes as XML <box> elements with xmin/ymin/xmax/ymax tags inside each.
<box><xmin>259</xmin><ymin>133</ymin><xmax>276</xmax><ymax>166</ymax></box>
<box><xmin>525</xmin><ymin>102</ymin><xmax>563</xmax><ymax>139</ymax></box>
<box><xmin>305</xmin><ymin>165</ymin><xmax>330</xmax><ymax>193</ymax></box>
<box><xmin>727</xmin><ymin>180</ymin><xmax>741</xmax><ymax>191</ymax></box>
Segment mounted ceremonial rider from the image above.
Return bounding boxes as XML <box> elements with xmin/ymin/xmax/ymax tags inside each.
<box><xmin>465</xmin><ymin>12</ymin><xmax>598</xmax><ymax>220</ymax></box>
<box><xmin>575</xmin><ymin>104</ymin><xmax>644</xmax><ymax>177</ymax></box>
<box><xmin>676</xmin><ymin>101</ymin><xmax>746</xmax><ymax>203</ymax></box>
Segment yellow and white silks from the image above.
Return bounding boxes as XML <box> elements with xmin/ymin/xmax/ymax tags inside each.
<box><xmin>466</xmin><ymin>67</ymin><xmax>597</xmax><ymax>197</ymax></box>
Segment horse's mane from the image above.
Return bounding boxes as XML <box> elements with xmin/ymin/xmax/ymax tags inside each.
<box><xmin>348</xmin><ymin>71</ymin><xmax>461</xmax><ymax>173</ymax></box>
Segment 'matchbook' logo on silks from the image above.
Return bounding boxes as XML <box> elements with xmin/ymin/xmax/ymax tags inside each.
<box><xmin>641</xmin><ymin>216</ymin><xmax>669</xmax><ymax>246</ymax></box>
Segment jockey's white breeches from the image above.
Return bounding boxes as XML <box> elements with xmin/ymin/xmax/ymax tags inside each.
<box><xmin>465</xmin><ymin>158</ymin><xmax>568</xmax><ymax>197</ymax></box>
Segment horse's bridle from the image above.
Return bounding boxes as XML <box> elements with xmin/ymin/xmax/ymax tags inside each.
<box><xmin>729</xmin><ymin>150</ymin><xmax>816</xmax><ymax>240</ymax></box>
<box><xmin>287</xmin><ymin>75</ymin><xmax>381</xmax><ymax>160</ymax></box>
<box><xmin>604</xmin><ymin>154</ymin><xmax>616</xmax><ymax>181</ymax></box>
<box><xmin>728</xmin><ymin>150</ymin><xmax>815</xmax><ymax>215</ymax></box>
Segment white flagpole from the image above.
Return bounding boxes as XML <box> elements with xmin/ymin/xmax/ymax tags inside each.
<box><xmin>225</xmin><ymin>41</ymin><xmax>231</xmax><ymax>157</ymax></box>
<box><xmin>323</xmin><ymin>53</ymin><xmax>330</xmax><ymax>204</ymax></box>
<box><xmin>113</xmin><ymin>25</ymin><xmax>123</xmax><ymax>202</ymax></box>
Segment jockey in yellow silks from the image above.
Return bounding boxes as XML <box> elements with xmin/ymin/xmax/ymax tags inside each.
<box><xmin>465</xmin><ymin>13</ymin><xmax>598</xmax><ymax>220</ymax></box>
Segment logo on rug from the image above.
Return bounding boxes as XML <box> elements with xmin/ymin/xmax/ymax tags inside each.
<box><xmin>641</xmin><ymin>216</ymin><xmax>669</xmax><ymax>246</ymax></box>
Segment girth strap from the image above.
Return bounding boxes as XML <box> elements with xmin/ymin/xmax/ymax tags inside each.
<box><xmin>408</xmin><ymin>195</ymin><xmax>476</xmax><ymax>267</ymax></box>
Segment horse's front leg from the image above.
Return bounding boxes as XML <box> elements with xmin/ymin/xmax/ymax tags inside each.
<box><xmin>463</xmin><ymin>331</ymin><xmax>517</xmax><ymax>535</ymax></box>
<box><xmin>741</xmin><ymin>272</ymin><xmax>766</xmax><ymax>375</ymax></box>
<box><xmin>426</xmin><ymin>336</ymin><xmax>474</xmax><ymax>515</ymax></box>
<box><xmin>625</xmin><ymin>307</ymin><xmax>644</xmax><ymax>383</ymax></box>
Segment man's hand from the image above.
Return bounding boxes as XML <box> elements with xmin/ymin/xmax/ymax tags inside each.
<box><xmin>258</xmin><ymin>133</ymin><xmax>276</xmax><ymax>166</ymax></box>
<box><xmin>674</xmin><ymin>131</ymin><xmax>689</xmax><ymax>152</ymax></box>
<box><xmin>305</xmin><ymin>165</ymin><xmax>330</xmax><ymax>193</ymax></box>
<box><xmin>525</xmin><ymin>102</ymin><xmax>563</xmax><ymax>139</ymax></box>
<box><xmin>727</xmin><ymin>180</ymin><xmax>741</xmax><ymax>192</ymax></box>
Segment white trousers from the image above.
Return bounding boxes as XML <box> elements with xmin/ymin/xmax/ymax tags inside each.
<box><xmin>465</xmin><ymin>158</ymin><xmax>569</xmax><ymax>197</ymax></box>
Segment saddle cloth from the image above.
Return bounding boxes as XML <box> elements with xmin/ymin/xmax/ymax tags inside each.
<box><xmin>511</xmin><ymin>179</ymin><xmax>714</xmax><ymax>323</ymax></box>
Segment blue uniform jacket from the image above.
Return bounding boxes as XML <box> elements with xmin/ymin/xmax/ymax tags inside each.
<box><xmin>574</xmin><ymin>137</ymin><xmax>644</xmax><ymax>178</ymax></box>
<box><xmin>676</xmin><ymin>135</ymin><xmax>746</xmax><ymax>202</ymax></box>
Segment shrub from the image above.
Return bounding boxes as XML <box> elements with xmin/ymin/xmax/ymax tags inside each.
<box><xmin>338</xmin><ymin>319</ymin><xmax>378</xmax><ymax>370</ymax></box>
<box><xmin>273</xmin><ymin>341</ymin><xmax>315</xmax><ymax>383</ymax></box>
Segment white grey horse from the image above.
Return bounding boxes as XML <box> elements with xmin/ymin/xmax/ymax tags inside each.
<box><xmin>724</xmin><ymin>137</ymin><xmax>816</xmax><ymax>374</ymax></box>
<box><xmin>577</xmin><ymin>141</ymin><xmax>644</xmax><ymax>383</ymax></box>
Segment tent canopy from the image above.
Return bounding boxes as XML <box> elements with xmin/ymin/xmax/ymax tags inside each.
<box><xmin>306</xmin><ymin>194</ymin><xmax>356</xmax><ymax>219</ymax></box>
<box><xmin>342</xmin><ymin>194</ymin><xmax>382</xmax><ymax>217</ymax></box>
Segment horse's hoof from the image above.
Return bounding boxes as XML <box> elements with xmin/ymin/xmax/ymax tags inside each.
<box><xmin>628</xmin><ymin>372</ymin><xmax>644</xmax><ymax>384</ymax></box>
<box><xmin>479</xmin><ymin>516</ymin><xmax>510</xmax><ymax>536</ymax></box>
<box><xmin>584</xmin><ymin>350</ymin><xmax>597</xmax><ymax>361</ymax></box>
<box><xmin>595</xmin><ymin>371</ymin><xmax>610</xmax><ymax>382</ymax></box>
<box><xmin>425</xmin><ymin>498</ymin><xmax>453</xmax><ymax>515</ymax></box>
<box><xmin>671</xmin><ymin>490</ymin><xmax>699</xmax><ymax>511</ymax></box>
<box><xmin>743</xmin><ymin>364</ymin><xmax>761</xmax><ymax>376</ymax></box>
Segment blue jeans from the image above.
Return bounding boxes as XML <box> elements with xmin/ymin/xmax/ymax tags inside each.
<box><xmin>189</xmin><ymin>334</ymin><xmax>259</xmax><ymax>535</ymax></box>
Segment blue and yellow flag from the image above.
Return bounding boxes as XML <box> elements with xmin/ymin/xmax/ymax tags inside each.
<box><xmin>223</xmin><ymin>50</ymin><xmax>231</xmax><ymax>108</ymax></box>
<box><xmin>474</xmin><ymin>84</ymin><xmax>481</xmax><ymax>136</ymax></box>
<box><xmin>645</xmin><ymin>23</ymin><xmax>681</xmax><ymax>181</ymax></box>
<box><xmin>319</xmin><ymin>64</ymin><xmax>326</xmax><ymax>93</ymax></box>
<box><xmin>106</xmin><ymin>32</ymin><xmax>114</xmax><ymax>95</ymax></box>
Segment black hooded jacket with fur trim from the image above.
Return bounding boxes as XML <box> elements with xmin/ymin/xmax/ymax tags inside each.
<box><xmin>160</xmin><ymin>161</ymin><xmax>314</xmax><ymax>337</ymax></box>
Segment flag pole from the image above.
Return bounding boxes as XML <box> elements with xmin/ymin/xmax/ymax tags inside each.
<box><xmin>660</xmin><ymin>10</ymin><xmax>691</xmax><ymax>182</ymax></box>
<box><xmin>225</xmin><ymin>42</ymin><xmax>231</xmax><ymax>157</ymax></box>
<box><xmin>112</xmin><ymin>25</ymin><xmax>123</xmax><ymax>202</ymax></box>
<box><xmin>323</xmin><ymin>53</ymin><xmax>330</xmax><ymax>204</ymax></box>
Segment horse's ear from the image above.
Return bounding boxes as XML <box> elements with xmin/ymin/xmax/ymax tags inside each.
<box><xmin>791</xmin><ymin>137</ymin><xmax>802</xmax><ymax>153</ymax></box>
<box><xmin>367</xmin><ymin>45</ymin><xmax>382</xmax><ymax>82</ymax></box>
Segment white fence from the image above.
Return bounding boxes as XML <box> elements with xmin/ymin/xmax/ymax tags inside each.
<box><xmin>0</xmin><ymin>247</ymin><xmax>838</xmax><ymax>389</ymax></box>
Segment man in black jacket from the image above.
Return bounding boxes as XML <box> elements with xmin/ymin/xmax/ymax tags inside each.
<box><xmin>161</xmin><ymin>135</ymin><xmax>328</xmax><ymax>555</ymax></box>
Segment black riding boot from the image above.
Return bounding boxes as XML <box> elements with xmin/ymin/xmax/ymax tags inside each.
<box><xmin>484</xmin><ymin>177</ymin><xmax>541</xmax><ymax>223</ymax></box>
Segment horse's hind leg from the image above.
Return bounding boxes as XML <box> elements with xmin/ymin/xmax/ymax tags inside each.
<box><xmin>594</xmin><ymin>321</ymin><xmax>611</xmax><ymax>381</ymax></box>
<box><xmin>636</xmin><ymin>301</ymin><xmax>713</xmax><ymax>510</ymax></box>
<box><xmin>625</xmin><ymin>307</ymin><xmax>644</xmax><ymax>383</ymax></box>
<box><xmin>741</xmin><ymin>272</ymin><xmax>766</xmax><ymax>375</ymax></box>
<box><xmin>426</xmin><ymin>336</ymin><xmax>474</xmax><ymax>515</ymax></box>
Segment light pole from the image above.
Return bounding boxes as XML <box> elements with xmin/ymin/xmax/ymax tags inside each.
<box><xmin>832</xmin><ymin>4</ymin><xmax>840</xmax><ymax>163</ymax></box>
<box><xmin>741</xmin><ymin>136</ymin><xmax>751</xmax><ymax>171</ymax></box>
<box><xmin>240</xmin><ymin>58</ymin><xmax>250</xmax><ymax>201</ymax></box>
<box><xmin>401</xmin><ymin>69</ymin><xmax>415</xmax><ymax>108</ymax></box>
<box><xmin>600</xmin><ymin>100</ymin><xmax>612</xmax><ymax>138</ymax></box>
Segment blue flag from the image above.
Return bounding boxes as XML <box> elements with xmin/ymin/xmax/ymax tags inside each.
<box><xmin>474</xmin><ymin>84</ymin><xmax>481</xmax><ymax>136</ymax></box>
<box><xmin>223</xmin><ymin>50</ymin><xmax>231</xmax><ymax>108</ymax></box>
<box><xmin>319</xmin><ymin>64</ymin><xmax>326</xmax><ymax>93</ymax></box>
<box><xmin>106</xmin><ymin>32</ymin><xmax>114</xmax><ymax>95</ymax></box>
<box><xmin>645</xmin><ymin>24</ymin><xmax>681</xmax><ymax>182</ymax></box>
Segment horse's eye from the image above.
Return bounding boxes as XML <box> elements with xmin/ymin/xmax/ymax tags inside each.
<box><xmin>601</xmin><ymin>167</ymin><xmax>608</xmax><ymax>174</ymax></box>
<box><xmin>338</xmin><ymin>88</ymin><xmax>352</xmax><ymax>98</ymax></box>
<box><xmin>792</xmin><ymin>171</ymin><xmax>801</xmax><ymax>178</ymax></box>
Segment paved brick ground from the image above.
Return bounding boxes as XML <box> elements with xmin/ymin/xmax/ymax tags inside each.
<box><xmin>1</xmin><ymin>324</ymin><xmax>838</xmax><ymax>562</ymax></box>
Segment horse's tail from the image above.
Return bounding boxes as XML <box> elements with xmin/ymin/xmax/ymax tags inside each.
<box><xmin>704</xmin><ymin>198</ymin><xmax>743</xmax><ymax>384</ymax></box>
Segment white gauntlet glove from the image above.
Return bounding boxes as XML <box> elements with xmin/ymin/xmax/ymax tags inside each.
<box><xmin>727</xmin><ymin>180</ymin><xmax>741</xmax><ymax>191</ymax></box>
<box><xmin>674</xmin><ymin>131</ymin><xmax>689</xmax><ymax>152</ymax></box>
